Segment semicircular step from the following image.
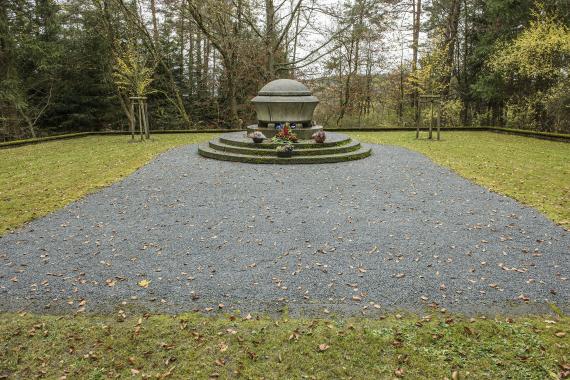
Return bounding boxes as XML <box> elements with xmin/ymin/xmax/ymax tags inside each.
<box><xmin>198</xmin><ymin>144</ymin><xmax>372</xmax><ymax>164</ymax></box>
<box><xmin>208</xmin><ymin>138</ymin><xmax>362</xmax><ymax>156</ymax></box>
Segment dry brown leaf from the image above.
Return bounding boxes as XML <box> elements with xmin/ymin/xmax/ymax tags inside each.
<box><xmin>137</xmin><ymin>279</ymin><xmax>150</xmax><ymax>288</ymax></box>
<box><xmin>318</xmin><ymin>343</ymin><xmax>329</xmax><ymax>351</ymax></box>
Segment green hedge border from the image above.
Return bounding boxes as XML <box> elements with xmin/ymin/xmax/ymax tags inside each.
<box><xmin>0</xmin><ymin>129</ymin><xmax>242</xmax><ymax>149</ymax></box>
<box><xmin>1</xmin><ymin>127</ymin><xmax>569</xmax><ymax>149</ymax></box>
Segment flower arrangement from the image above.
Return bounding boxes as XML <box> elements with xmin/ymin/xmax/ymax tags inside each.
<box><xmin>248</xmin><ymin>131</ymin><xmax>266</xmax><ymax>143</ymax></box>
<box><xmin>272</xmin><ymin>125</ymin><xmax>298</xmax><ymax>143</ymax></box>
<box><xmin>312</xmin><ymin>130</ymin><xmax>326</xmax><ymax>143</ymax></box>
<box><xmin>276</xmin><ymin>144</ymin><xmax>294</xmax><ymax>157</ymax></box>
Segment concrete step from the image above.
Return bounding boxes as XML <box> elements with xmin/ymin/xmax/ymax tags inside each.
<box><xmin>198</xmin><ymin>144</ymin><xmax>372</xmax><ymax>164</ymax></box>
<box><xmin>208</xmin><ymin>138</ymin><xmax>362</xmax><ymax>156</ymax></box>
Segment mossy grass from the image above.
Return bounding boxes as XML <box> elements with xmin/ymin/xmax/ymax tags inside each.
<box><xmin>0</xmin><ymin>312</ymin><xmax>568</xmax><ymax>379</ymax></box>
<box><xmin>352</xmin><ymin>131</ymin><xmax>570</xmax><ymax>229</ymax></box>
<box><xmin>0</xmin><ymin>134</ymin><xmax>217</xmax><ymax>235</ymax></box>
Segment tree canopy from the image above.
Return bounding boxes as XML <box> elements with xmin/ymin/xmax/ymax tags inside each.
<box><xmin>1</xmin><ymin>0</ymin><xmax>569</xmax><ymax>140</ymax></box>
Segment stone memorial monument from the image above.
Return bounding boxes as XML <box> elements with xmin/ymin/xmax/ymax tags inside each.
<box><xmin>198</xmin><ymin>79</ymin><xmax>371</xmax><ymax>164</ymax></box>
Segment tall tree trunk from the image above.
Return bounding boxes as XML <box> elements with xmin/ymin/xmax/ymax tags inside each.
<box><xmin>291</xmin><ymin>0</ymin><xmax>300</xmax><ymax>77</ymax></box>
<box><xmin>0</xmin><ymin>0</ymin><xmax>18</xmax><ymax>135</ymax></box>
<box><xmin>265</xmin><ymin>0</ymin><xmax>276</xmax><ymax>79</ymax></box>
<box><xmin>337</xmin><ymin>3</ymin><xmax>363</xmax><ymax>125</ymax></box>
<box><xmin>412</xmin><ymin>0</ymin><xmax>421</xmax><ymax>121</ymax></box>
<box><xmin>196</xmin><ymin>30</ymin><xmax>203</xmax><ymax>95</ymax></box>
<box><xmin>203</xmin><ymin>37</ymin><xmax>210</xmax><ymax>98</ymax></box>
<box><xmin>443</xmin><ymin>0</ymin><xmax>461</xmax><ymax>96</ymax></box>
<box><xmin>178</xmin><ymin>0</ymin><xmax>185</xmax><ymax>80</ymax></box>
<box><xmin>150</xmin><ymin>0</ymin><xmax>159</xmax><ymax>44</ymax></box>
<box><xmin>188</xmin><ymin>20</ymin><xmax>194</xmax><ymax>96</ymax></box>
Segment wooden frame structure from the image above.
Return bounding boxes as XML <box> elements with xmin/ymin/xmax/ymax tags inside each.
<box><xmin>417</xmin><ymin>94</ymin><xmax>442</xmax><ymax>140</ymax></box>
<box><xmin>129</xmin><ymin>96</ymin><xmax>150</xmax><ymax>141</ymax></box>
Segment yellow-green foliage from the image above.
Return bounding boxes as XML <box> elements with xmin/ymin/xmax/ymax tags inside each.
<box><xmin>113</xmin><ymin>45</ymin><xmax>156</xmax><ymax>97</ymax></box>
<box><xmin>487</xmin><ymin>11</ymin><xmax>570</xmax><ymax>132</ymax></box>
<box><xmin>407</xmin><ymin>30</ymin><xmax>451</xmax><ymax>95</ymax></box>
<box><xmin>0</xmin><ymin>312</ymin><xmax>568</xmax><ymax>379</ymax></box>
<box><xmin>0</xmin><ymin>134</ymin><xmax>217</xmax><ymax>234</ymax></box>
<box><xmin>490</xmin><ymin>13</ymin><xmax>570</xmax><ymax>80</ymax></box>
<box><xmin>352</xmin><ymin>131</ymin><xmax>570</xmax><ymax>228</ymax></box>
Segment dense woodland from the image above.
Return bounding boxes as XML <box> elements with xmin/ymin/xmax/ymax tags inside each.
<box><xmin>1</xmin><ymin>0</ymin><xmax>569</xmax><ymax>140</ymax></box>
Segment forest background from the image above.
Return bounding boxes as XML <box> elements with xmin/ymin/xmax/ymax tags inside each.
<box><xmin>1</xmin><ymin>0</ymin><xmax>569</xmax><ymax>141</ymax></box>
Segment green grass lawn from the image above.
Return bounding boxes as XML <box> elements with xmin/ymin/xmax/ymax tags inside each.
<box><xmin>1</xmin><ymin>312</ymin><xmax>568</xmax><ymax>379</ymax></box>
<box><xmin>352</xmin><ymin>131</ymin><xmax>570</xmax><ymax>229</ymax></box>
<box><xmin>0</xmin><ymin>134</ymin><xmax>216</xmax><ymax>234</ymax></box>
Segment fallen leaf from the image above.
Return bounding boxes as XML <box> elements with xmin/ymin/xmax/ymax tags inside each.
<box><xmin>138</xmin><ymin>279</ymin><xmax>151</xmax><ymax>288</ymax></box>
<box><xmin>318</xmin><ymin>343</ymin><xmax>329</xmax><ymax>352</ymax></box>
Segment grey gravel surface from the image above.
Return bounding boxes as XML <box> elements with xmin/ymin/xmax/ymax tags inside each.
<box><xmin>0</xmin><ymin>142</ymin><xmax>568</xmax><ymax>316</ymax></box>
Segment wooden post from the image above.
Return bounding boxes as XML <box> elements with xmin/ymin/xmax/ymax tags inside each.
<box><xmin>138</xmin><ymin>99</ymin><xmax>143</xmax><ymax>141</ymax></box>
<box><xmin>130</xmin><ymin>101</ymin><xmax>135</xmax><ymax>140</ymax></box>
<box><xmin>437</xmin><ymin>100</ymin><xmax>441</xmax><ymax>141</ymax></box>
<box><xmin>429</xmin><ymin>101</ymin><xmax>433</xmax><ymax>140</ymax></box>
<box><xmin>129</xmin><ymin>97</ymin><xmax>149</xmax><ymax>141</ymax></box>
<box><xmin>144</xmin><ymin>101</ymin><xmax>150</xmax><ymax>139</ymax></box>
<box><xmin>416</xmin><ymin>101</ymin><xmax>421</xmax><ymax>139</ymax></box>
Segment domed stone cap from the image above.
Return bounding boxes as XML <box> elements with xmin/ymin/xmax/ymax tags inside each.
<box><xmin>258</xmin><ymin>79</ymin><xmax>312</xmax><ymax>96</ymax></box>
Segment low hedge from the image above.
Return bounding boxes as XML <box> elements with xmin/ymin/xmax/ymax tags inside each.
<box><xmin>1</xmin><ymin>126</ymin><xmax>568</xmax><ymax>149</ymax></box>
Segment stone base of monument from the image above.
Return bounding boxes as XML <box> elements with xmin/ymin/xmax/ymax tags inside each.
<box><xmin>198</xmin><ymin>131</ymin><xmax>371</xmax><ymax>164</ymax></box>
<box><xmin>246</xmin><ymin>124</ymin><xmax>323</xmax><ymax>140</ymax></box>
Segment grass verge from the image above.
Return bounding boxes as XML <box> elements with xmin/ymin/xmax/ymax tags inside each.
<box><xmin>0</xmin><ymin>134</ymin><xmax>217</xmax><ymax>234</ymax></box>
<box><xmin>352</xmin><ymin>131</ymin><xmax>570</xmax><ymax>228</ymax></box>
<box><xmin>0</xmin><ymin>312</ymin><xmax>568</xmax><ymax>379</ymax></box>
